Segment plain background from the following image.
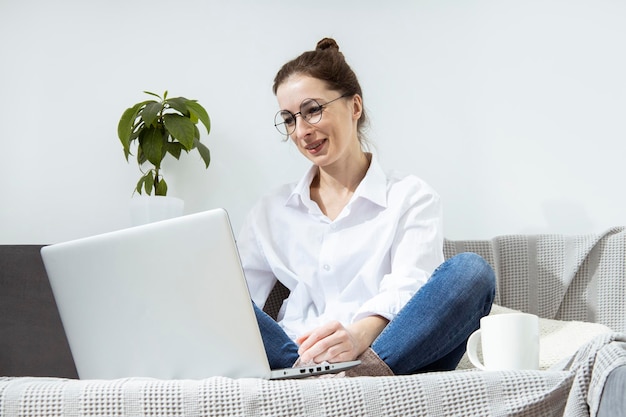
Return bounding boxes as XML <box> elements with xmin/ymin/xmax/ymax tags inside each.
<box><xmin>1</xmin><ymin>0</ymin><xmax>624</xmax><ymax>244</ymax></box>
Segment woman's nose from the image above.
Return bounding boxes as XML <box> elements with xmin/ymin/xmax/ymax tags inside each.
<box><xmin>293</xmin><ymin>116</ymin><xmax>313</xmax><ymax>139</ymax></box>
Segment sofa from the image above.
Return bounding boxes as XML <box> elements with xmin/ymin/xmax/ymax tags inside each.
<box><xmin>1</xmin><ymin>227</ymin><xmax>625</xmax><ymax>416</ymax></box>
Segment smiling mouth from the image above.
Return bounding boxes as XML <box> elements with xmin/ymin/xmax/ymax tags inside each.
<box><xmin>305</xmin><ymin>139</ymin><xmax>326</xmax><ymax>151</ymax></box>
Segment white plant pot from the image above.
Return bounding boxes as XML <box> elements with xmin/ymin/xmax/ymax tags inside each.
<box><xmin>129</xmin><ymin>196</ymin><xmax>184</xmax><ymax>226</ymax></box>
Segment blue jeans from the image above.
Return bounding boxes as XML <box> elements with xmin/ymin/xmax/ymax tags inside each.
<box><xmin>253</xmin><ymin>252</ymin><xmax>496</xmax><ymax>375</ymax></box>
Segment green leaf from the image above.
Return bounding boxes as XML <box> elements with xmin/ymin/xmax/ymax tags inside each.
<box><xmin>137</xmin><ymin>147</ymin><xmax>147</xmax><ymax>165</ymax></box>
<box><xmin>186</xmin><ymin>100</ymin><xmax>211</xmax><ymax>134</ymax></box>
<box><xmin>163</xmin><ymin>114</ymin><xmax>195</xmax><ymax>150</ymax></box>
<box><xmin>139</xmin><ymin>126</ymin><xmax>164</xmax><ymax>167</ymax></box>
<box><xmin>130</xmin><ymin>120</ymin><xmax>144</xmax><ymax>139</ymax></box>
<box><xmin>166</xmin><ymin>142</ymin><xmax>184</xmax><ymax>160</ymax></box>
<box><xmin>195</xmin><ymin>140</ymin><xmax>211</xmax><ymax>168</ymax></box>
<box><xmin>135</xmin><ymin>176</ymin><xmax>145</xmax><ymax>194</ymax></box>
<box><xmin>118</xmin><ymin>106</ymin><xmax>138</xmax><ymax>141</ymax></box>
<box><xmin>143</xmin><ymin>91</ymin><xmax>162</xmax><ymax>100</ymax></box>
<box><xmin>193</xmin><ymin>124</ymin><xmax>200</xmax><ymax>140</ymax></box>
<box><xmin>155</xmin><ymin>177</ymin><xmax>168</xmax><ymax>196</ymax></box>
<box><xmin>144</xmin><ymin>171</ymin><xmax>154</xmax><ymax>195</ymax></box>
<box><xmin>118</xmin><ymin>102</ymin><xmax>146</xmax><ymax>159</ymax></box>
<box><xmin>141</xmin><ymin>101</ymin><xmax>162</xmax><ymax>127</ymax></box>
<box><xmin>165</xmin><ymin>97</ymin><xmax>189</xmax><ymax>116</ymax></box>
<box><xmin>136</xmin><ymin>171</ymin><xmax>154</xmax><ymax>195</ymax></box>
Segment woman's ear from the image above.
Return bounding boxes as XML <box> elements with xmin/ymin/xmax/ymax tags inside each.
<box><xmin>351</xmin><ymin>94</ymin><xmax>363</xmax><ymax>121</ymax></box>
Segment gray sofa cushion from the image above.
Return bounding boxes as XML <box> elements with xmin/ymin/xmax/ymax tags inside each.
<box><xmin>0</xmin><ymin>245</ymin><xmax>77</xmax><ymax>378</ymax></box>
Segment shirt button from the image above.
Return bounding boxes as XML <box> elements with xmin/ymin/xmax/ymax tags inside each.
<box><xmin>323</xmin><ymin>264</ymin><xmax>331</xmax><ymax>271</ymax></box>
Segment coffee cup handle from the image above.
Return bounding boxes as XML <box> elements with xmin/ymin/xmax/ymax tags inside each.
<box><xmin>466</xmin><ymin>329</ymin><xmax>487</xmax><ymax>370</ymax></box>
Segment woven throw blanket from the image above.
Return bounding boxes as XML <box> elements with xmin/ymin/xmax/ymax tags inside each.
<box><xmin>444</xmin><ymin>226</ymin><xmax>626</xmax><ymax>333</ymax></box>
<box><xmin>0</xmin><ymin>372</ymin><xmax>574</xmax><ymax>416</ymax></box>
<box><xmin>1</xmin><ymin>333</ymin><xmax>624</xmax><ymax>417</ymax></box>
<box><xmin>560</xmin><ymin>332</ymin><xmax>626</xmax><ymax>417</ymax></box>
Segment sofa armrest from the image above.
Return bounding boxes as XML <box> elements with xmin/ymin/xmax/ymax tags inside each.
<box><xmin>597</xmin><ymin>365</ymin><xmax>626</xmax><ymax>417</ymax></box>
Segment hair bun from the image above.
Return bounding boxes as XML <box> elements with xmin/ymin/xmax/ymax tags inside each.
<box><xmin>316</xmin><ymin>38</ymin><xmax>340</xmax><ymax>52</ymax></box>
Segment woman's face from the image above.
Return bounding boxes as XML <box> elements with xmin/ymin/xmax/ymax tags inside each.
<box><xmin>275</xmin><ymin>75</ymin><xmax>362</xmax><ymax>169</ymax></box>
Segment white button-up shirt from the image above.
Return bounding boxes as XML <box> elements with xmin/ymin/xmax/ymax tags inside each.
<box><xmin>237</xmin><ymin>156</ymin><xmax>444</xmax><ymax>341</ymax></box>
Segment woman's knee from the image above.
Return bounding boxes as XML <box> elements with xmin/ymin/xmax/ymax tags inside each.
<box><xmin>446</xmin><ymin>252</ymin><xmax>496</xmax><ymax>294</ymax></box>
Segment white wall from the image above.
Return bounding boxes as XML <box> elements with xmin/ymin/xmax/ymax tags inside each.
<box><xmin>1</xmin><ymin>0</ymin><xmax>624</xmax><ymax>244</ymax></box>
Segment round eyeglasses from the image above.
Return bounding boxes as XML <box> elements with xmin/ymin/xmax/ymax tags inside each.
<box><xmin>274</xmin><ymin>94</ymin><xmax>350</xmax><ymax>136</ymax></box>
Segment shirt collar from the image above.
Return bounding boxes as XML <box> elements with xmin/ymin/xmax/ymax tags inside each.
<box><xmin>354</xmin><ymin>155</ymin><xmax>387</xmax><ymax>208</ymax></box>
<box><xmin>285</xmin><ymin>154</ymin><xmax>388</xmax><ymax>209</ymax></box>
<box><xmin>285</xmin><ymin>164</ymin><xmax>318</xmax><ymax>209</ymax></box>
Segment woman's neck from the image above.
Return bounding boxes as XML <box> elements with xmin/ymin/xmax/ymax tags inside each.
<box><xmin>310</xmin><ymin>152</ymin><xmax>371</xmax><ymax>220</ymax></box>
<box><xmin>318</xmin><ymin>151</ymin><xmax>370</xmax><ymax>191</ymax></box>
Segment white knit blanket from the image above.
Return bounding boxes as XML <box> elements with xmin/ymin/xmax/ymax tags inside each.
<box><xmin>456</xmin><ymin>304</ymin><xmax>613</xmax><ymax>371</ymax></box>
<box><xmin>1</xmin><ymin>333</ymin><xmax>624</xmax><ymax>416</ymax></box>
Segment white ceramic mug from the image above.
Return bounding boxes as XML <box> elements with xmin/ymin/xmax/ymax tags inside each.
<box><xmin>466</xmin><ymin>312</ymin><xmax>540</xmax><ymax>371</ymax></box>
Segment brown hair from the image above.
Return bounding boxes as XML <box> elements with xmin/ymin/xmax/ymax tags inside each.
<box><xmin>273</xmin><ymin>38</ymin><xmax>369</xmax><ymax>147</ymax></box>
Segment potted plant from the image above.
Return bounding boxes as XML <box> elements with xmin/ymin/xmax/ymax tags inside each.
<box><xmin>117</xmin><ymin>90</ymin><xmax>211</xmax><ymax>224</ymax></box>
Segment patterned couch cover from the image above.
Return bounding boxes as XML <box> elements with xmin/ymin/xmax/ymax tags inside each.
<box><xmin>1</xmin><ymin>227</ymin><xmax>624</xmax><ymax>417</ymax></box>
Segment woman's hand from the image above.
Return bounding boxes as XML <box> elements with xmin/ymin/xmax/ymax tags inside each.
<box><xmin>296</xmin><ymin>315</ymin><xmax>389</xmax><ymax>364</ymax></box>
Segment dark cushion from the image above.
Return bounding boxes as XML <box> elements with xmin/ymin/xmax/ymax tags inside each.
<box><xmin>263</xmin><ymin>280</ymin><xmax>290</xmax><ymax>320</ymax></box>
<box><xmin>0</xmin><ymin>245</ymin><xmax>77</xmax><ymax>378</ymax></box>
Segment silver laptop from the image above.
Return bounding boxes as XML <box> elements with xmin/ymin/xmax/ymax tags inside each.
<box><xmin>41</xmin><ymin>208</ymin><xmax>359</xmax><ymax>380</ymax></box>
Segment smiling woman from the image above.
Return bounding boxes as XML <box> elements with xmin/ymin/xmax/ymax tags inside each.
<box><xmin>273</xmin><ymin>38</ymin><xmax>370</xmax><ymax>148</ymax></box>
<box><xmin>275</xmin><ymin>75</ymin><xmax>362</xmax><ymax>170</ymax></box>
<box><xmin>235</xmin><ymin>37</ymin><xmax>496</xmax><ymax>376</ymax></box>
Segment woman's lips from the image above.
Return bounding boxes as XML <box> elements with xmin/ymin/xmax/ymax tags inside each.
<box><xmin>305</xmin><ymin>139</ymin><xmax>327</xmax><ymax>154</ymax></box>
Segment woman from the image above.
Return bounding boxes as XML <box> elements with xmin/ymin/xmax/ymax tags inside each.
<box><xmin>237</xmin><ymin>38</ymin><xmax>495</xmax><ymax>375</ymax></box>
